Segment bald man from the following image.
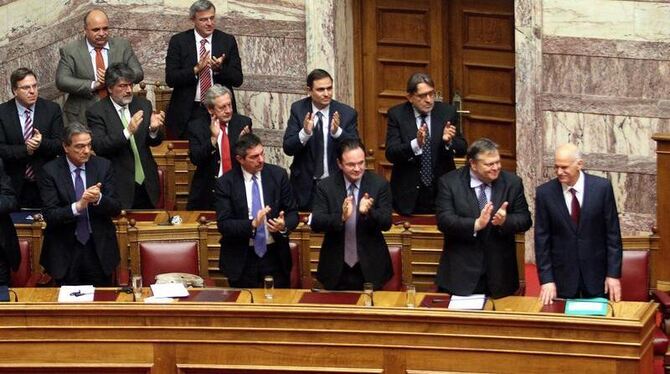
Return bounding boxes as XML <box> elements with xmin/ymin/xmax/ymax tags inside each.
<box><xmin>534</xmin><ymin>144</ymin><xmax>623</xmax><ymax>305</ymax></box>
<box><xmin>56</xmin><ymin>9</ymin><xmax>144</xmax><ymax>125</ymax></box>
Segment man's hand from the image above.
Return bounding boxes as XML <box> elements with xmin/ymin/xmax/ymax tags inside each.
<box><xmin>539</xmin><ymin>282</ymin><xmax>557</xmax><ymax>305</ymax></box>
<box><xmin>209</xmin><ymin>115</ymin><xmax>221</xmax><ymax>145</ymax></box>
<box><xmin>194</xmin><ymin>53</ymin><xmax>212</xmax><ymax>75</ymax></box>
<box><xmin>491</xmin><ymin>201</ymin><xmax>509</xmax><ymax>226</ymax></box>
<box><xmin>330</xmin><ymin>111</ymin><xmax>340</xmax><ymax>135</ymax></box>
<box><xmin>474</xmin><ymin>201</ymin><xmax>493</xmax><ymax>231</ymax></box>
<box><xmin>149</xmin><ymin>111</ymin><xmax>165</xmax><ymax>132</ymax></box>
<box><xmin>605</xmin><ymin>277</ymin><xmax>622</xmax><ymax>302</ymax></box>
<box><xmin>240</xmin><ymin>125</ymin><xmax>251</xmax><ymax>136</ymax></box>
<box><xmin>417</xmin><ymin>124</ymin><xmax>428</xmax><ymax>148</ymax></box>
<box><xmin>359</xmin><ymin>193</ymin><xmax>374</xmax><ymax>215</ymax></box>
<box><xmin>341</xmin><ymin>195</ymin><xmax>354</xmax><ymax>222</ymax></box>
<box><xmin>76</xmin><ymin>183</ymin><xmax>102</xmax><ymax>211</ymax></box>
<box><xmin>94</xmin><ymin>67</ymin><xmax>106</xmax><ymax>89</ymax></box>
<box><xmin>210</xmin><ymin>54</ymin><xmax>224</xmax><ymax>71</ymax></box>
<box><xmin>127</xmin><ymin>110</ymin><xmax>143</xmax><ymax>134</ymax></box>
<box><xmin>442</xmin><ymin>121</ymin><xmax>456</xmax><ymax>143</ymax></box>
<box><xmin>303</xmin><ymin>112</ymin><xmax>314</xmax><ymax>135</ymax></box>
<box><xmin>252</xmin><ymin>206</ymin><xmax>271</xmax><ymax>229</ymax></box>
<box><xmin>267</xmin><ymin>210</ymin><xmax>286</xmax><ymax>233</ymax></box>
<box><xmin>25</xmin><ymin>129</ymin><xmax>42</xmax><ymax>153</ymax></box>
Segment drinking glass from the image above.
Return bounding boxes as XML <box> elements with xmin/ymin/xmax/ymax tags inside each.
<box><xmin>264</xmin><ymin>275</ymin><xmax>274</xmax><ymax>301</ymax></box>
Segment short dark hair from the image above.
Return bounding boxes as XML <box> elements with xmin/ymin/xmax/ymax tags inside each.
<box><xmin>306</xmin><ymin>69</ymin><xmax>332</xmax><ymax>88</ymax></box>
<box><xmin>234</xmin><ymin>133</ymin><xmax>262</xmax><ymax>158</ymax></box>
<box><xmin>466</xmin><ymin>138</ymin><xmax>499</xmax><ymax>162</ymax></box>
<box><xmin>336</xmin><ymin>138</ymin><xmax>365</xmax><ymax>162</ymax></box>
<box><xmin>105</xmin><ymin>63</ymin><xmax>135</xmax><ymax>88</ymax></box>
<box><xmin>406</xmin><ymin>72</ymin><xmax>434</xmax><ymax>94</ymax></box>
<box><xmin>10</xmin><ymin>68</ymin><xmax>36</xmax><ymax>90</ymax></box>
<box><xmin>190</xmin><ymin>0</ymin><xmax>215</xmax><ymax>18</ymax></box>
<box><xmin>63</xmin><ymin>122</ymin><xmax>92</xmax><ymax>146</ymax></box>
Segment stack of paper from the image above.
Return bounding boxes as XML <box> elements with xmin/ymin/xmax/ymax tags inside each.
<box><xmin>447</xmin><ymin>294</ymin><xmax>486</xmax><ymax>310</ymax></box>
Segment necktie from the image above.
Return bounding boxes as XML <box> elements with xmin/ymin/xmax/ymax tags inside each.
<box><xmin>313</xmin><ymin>112</ymin><xmax>325</xmax><ymax>179</ymax></box>
<box><xmin>198</xmin><ymin>39</ymin><xmax>212</xmax><ymax>102</ymax></box>
<box><xmin>477</xmin><ymin>184</ymin><xmax>488</xmax><ymax>211</ymax></box>
<box><xmin>23</xmin><ymin>109</ymin><xmax>34</xmax><ymax>180</ymax></box>
<box><xmin>219</xmin><ymin>122</ymin><xmax>232</xmax><ymax>175</ymax></box>
<box><xmin>344</xmin><ymin>183</ymin><xmax>358</xmax><ymax>267</ymax></box>
<box><xmin>569</xmin><ymin>188</ymin><xmax>580</xmax><ymax>225</ymax></box>
<box><xmin>74</xmin><ymin>168</ymin><xmax>90</xmax><ymax>244</ymax></box>
<box><xmin>251</xmin><ymin>175</ymin><xmax>267</xmax><ymax>257</ymax></box>
<box><xmin>94</xmin><ymin>48</ymin><xmax>108</xmax><ymax>98</ymax></box>
<box><xmin>419</xmin><ymin>114</ymin><xmax>432</xmax><ymax>186</ymax></box>
<box><xmin>119</xmin><ymin>107</ymin><xmax>145</xmax><ymax>184</ymax></box>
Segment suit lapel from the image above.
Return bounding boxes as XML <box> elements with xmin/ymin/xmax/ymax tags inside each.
<box><xmin>550</xmin><ymin>179</ymin><xmax>577</xmax><ymax>232</ymax></box>
<box><xmin>461</xmin><ymin>167</ymin><xmax>481</xmax><ymax>218</ymax></box>
<box><xmin>6</xmin><ymin>99</ymin><xmax>24</xmax><ymax>144</ymax></box>
<box><xmin>58</xmin><ymin>157</ymin><xmax>77</xmax><ymax>203</ymax></box>
<box><xmin>580</xmin><ymin>173</ymin><xmax>594</xmax><ymax>231</ymax></box>
<box><xmin>430</xmin><ymin>105</ymin><xmax>444</xmax><ymax>161</ymax></box>
<box><xmin>78</xmin><ymin>38</ymin><xmax>96</xmax><ymax>81</ymax></box>
<box><xmin>490</xmin><ymin>173</ymin><xmax>505</xmax><ymax>210</ymax></box>
<box><xmin>211</xmin><ymin>30</ymin><xmax>222</xmax><ymax>59</ymax></box>
<box><xmin>187</xmin><ymin>30</ymin><xmax>198</xmax><ymax>67</ymax></box>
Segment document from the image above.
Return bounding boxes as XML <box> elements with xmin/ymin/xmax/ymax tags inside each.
<box><xmin>447</xmin><ymin>294</ymin><xmax>486</xmax><ymax>310</ymax></box>
<box><xmin>58</xmin><ymin>285</ymin><xmax>95</xmax><ymax>302</ymax></box>
<box><xmin>565</xmin><ymin>298</ymin><xmax>609</xmax><ymax>316</ymax></box>
<box><xmin>150</xmin><ymin>283</ymin><xmax>189</xmax><ymax>298</ymax></box>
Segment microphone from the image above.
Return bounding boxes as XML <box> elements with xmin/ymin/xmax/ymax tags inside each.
<box><xmin>310</xmin><ymin>288</ymin><xmax>373</xmax><ymax>306</ymax></box>
<box><xmin>220</xmin><ymin>287</ymin><xmax>254</xmax><ymax>304</ymax></box>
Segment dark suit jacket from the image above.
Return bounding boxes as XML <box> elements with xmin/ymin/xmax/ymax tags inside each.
<box><xmin>87</xmin><ymin>96</ymin><xmax>164</xmax><ymax>209</ymax></box>
<box><xmin>311</xmin><ymin>171</ymin><xmax>393</xmax><ymax>290</ymax></box>
<box><xmin>0</xmin><ymin>98</ymin><xmax>64</xmax><ymax>202</ymax></box>
<box><xmin>56</xmin><ymin>37</ymin><xmax>143</xmax><ymax>124</ymax></box>
<box><xmin>282</xmin><ymin>97</ymin><xmax>359</xmax><ymax>211</ymax></box>
<box><xmin>385</xmin><ymin>101</ymin><xmax>467</xmax><ymax>215</ymax></box>
<box><xmin>38</xmin><ymin>156</ymin><xmax>122</xmax><ymax>280</ymax></box>
<box><xmin>0</xmin><ymin>159</ymin><xmax>20</xmax><ymax>273</ymax></box>
<box><xmin>534</xmin><ymin>173</ymin><xmax>623</xmax><ymax>298</ymax></box>
<box><xmin>435</xmin><ymin>167</ymin><xmax>532</xmax><ymax>298</ymax></box>
<box><xmin>165</xmin><ymin>29</ymin><xmax>243</xmax><ymax>137</ymax></box>
<box><xmin>214</xmin><ymin>164</ymin><xmax>298</xmax><ymax>282</ymax></box>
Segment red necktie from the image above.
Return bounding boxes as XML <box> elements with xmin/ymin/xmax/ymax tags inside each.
<box><xmin>569</xmin><ymin>188</ymin><xmax>580</xmax><ymax>225</ymax></box>
<box><xmin>219</xmin><ymin>122</ymin><xmax>232</xmax><ymax>175</ymax></box>
<box><xmin>199</xmin><ymin>39</ymin><xmax>212</xmax><ymax>102</ymax></box>
<box><xmin>95</xmin><ymin>48</ymin><xmax>108</xmax><ymax>98</ymax></box>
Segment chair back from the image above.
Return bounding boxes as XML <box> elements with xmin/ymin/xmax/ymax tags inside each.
<box><xmin>382</xmin><ymin>245</ymin><xmax>403</xmax><ymax>291</ymax></box>
<box><xmin>139</xmin><ymin>241</ymin><xmax>200</xmax><ymax>284</ymax></box>
<box><xmin>10</xmin><ymin>240</ymin><xmax>32</xmax><ymax>287</ymax></box>
<box><xmin>621</xmin><ymin>250</ymin><xmax>649</xmax><ymax>302</ymax></box>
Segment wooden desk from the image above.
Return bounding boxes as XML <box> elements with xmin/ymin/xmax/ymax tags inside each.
<box><xmin>0</xmin><ymin>289</ymin><xmax>656</xmax><ymax>373</ymax></box>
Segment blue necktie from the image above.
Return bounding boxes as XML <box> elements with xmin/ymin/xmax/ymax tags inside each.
<box><xmin>251</xmin><ymin>175</ymin><xmax>267</xmax><ymax>257</ymax></box>
<box><xmin>477</xmin><ymin>184</ymin><xmax>488</xmax><ymax>211</ymax></box>
<box><xmin>344</xmin><ymin>183</ymin><xmax>358</xmax><ymax>267</ymax></box>
<box><xmin>74</xmin><ymin>168</ymin><xmax>90</xmax><ymax>244</ymax></box>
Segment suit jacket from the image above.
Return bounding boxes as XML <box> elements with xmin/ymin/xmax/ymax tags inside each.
<box><xmin>186</xmin><ymin>113</ymin><xmax>252</xmax><ymax>210</ymax></box>
<box><xmin>214</xmin><ymin>164</ymin><xmax>298</xmax><ymax>282</ymax></box>
<box><xmin>534</xmin><ymin>173</ymin><xmax>623</xmax><ymax>298</ymax></box>
<box><xmin>282</xmin><ymin>97</ymin><xmax>359</xmax><ymax>210</ymax></box>
<box><xmin>56</xmin><ymin>37</ymin><xmax>143</xmax><ymax>124</ymax></box>
<box><xmin>38</xmin><ymin>155</ymin><xmax>122</xmax><ymax>280</ymax></box>
<box><xmin>165</xmin><ymin>29</ymin><xmax>243</xmax><ymax>137</ymax></box>
<box><xmin>0</xmin><ymin>159</ymin><xmax>20</xmax><ymax>272</ymax></box>
<box><xmin>385</xmin><ymin>101</ymin><xmax>467</xmax><ymax>215</ymax></box>
<box><xmin>311</xmin><ymin>171</ymin><xmax>393</xmax><ymax>290</ymax></box>
<box><xmin>0</xmin><ymin>97</ymin><xmax>64</xmax><ymax>198</ymax></box>
<box><xmin>87</xmin><ymin>96</ymin><xmax>163</xmax><ymax>209</ymax></box>
<box><xmin>435</xmin><ymin>167</ymin><xmax>532</xmax><ymax>298</ymax></box>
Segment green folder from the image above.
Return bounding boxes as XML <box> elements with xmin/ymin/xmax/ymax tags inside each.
<box><xmin>565</xmin><ymin>297</ymin><xmax>609</xmax><ymax>316</ymax></box>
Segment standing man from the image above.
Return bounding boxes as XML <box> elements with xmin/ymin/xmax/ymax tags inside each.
<box><xmin>0</xmin><ymin>68</ymin><xmax>64</xmax><ymax>208</ymax></box>
<box><xmin>311</xmin><ymin>138</ymin><xmax>393</xmax><ymax>290</ymax></box>
<box><xmin>0</xmin><ymin>159</ymin><xmax>20</xmax><ymax>286</ymax></box>
<box><xmin>435</xmin><ymin>138</ymin><xmax>531</xmax><ymax>298</ymax></box>
<box><xmin>214</xmin><ymin>134</ymin><xmax>298</xmax><ymax>288</ymax></box>
<box><xmin>283</xmin><ymin>69</ymin><xmax>359</xmax><ymax>211</ymax></box>
<box><xmin>165</xmin><ymin>0</ymin><xmax>243</xmax><ymax>139</ymax></box>
<box><xmin>87</xmin><ymin>63</ymin><xmax>165</xmax><ymax>210</ymax></box>
<box><xmin>187</xmin><ymin>84</ymin><xmax>251</xmax><ymax>210</ymax></box>
<box><xmin>386</xmin><ymin>72</ymin><xmax>467</xmax><ymax>216</ymax></box>
<box><xmin>535</xmin><ymin>143</ymin><xmax>623</xmax><ymax>305</ymax></box>
<box><xmin>38</xmin><ymin>122</ymin><xmax>121</xmax><ymax>286</ymax></box>
<box><xmin>56</xmin><ymin>9</ymin><xmax>143</xmax><ymax>125</ymax></box>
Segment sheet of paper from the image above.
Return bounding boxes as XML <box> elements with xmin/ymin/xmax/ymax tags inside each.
<box><xmin>150</xmin><ymin>283</ymin><xmax>189</xmax><ymax>298</ymax></box>
<box><xmin>58</xmin><ymin>285</ymin><xmax>95</xmax><ymax>302</ymax></box>
<box><xmin>447</xmin><ymin>294</ymin><xmax>486</xmax><ymax>310</ymax></box>
<box><xmin>144</xmin><ymin>296</ymin><xmax>176</xmax><ymax>303</ymax></box>
<box><xmin>565</xmin><ymin>299</ymin><xmax>608</xmax><ymax>316</ymax></box>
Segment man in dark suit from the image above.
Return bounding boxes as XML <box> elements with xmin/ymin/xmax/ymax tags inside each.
<box><xmin>165</xmin><ymin>0</ymin><xmax>243</xmax><ymax>139</ymax></box>
<box><xmin>214</xmin><ymin>133</ymin><xmax>298</xmax><ymax>288</ymax></box>
<box><xmin>0</xmin><ymin>68</ymin><xmax>64</xmax><ymax>208</ymax></box>
<box><xmin>283</xmin><ymin>69</ymin><xmax>359</xmax><ymax>211</ymax></box>
<box><xmin>0</xmin><ymin>159</ymin><xmax>20</xmax><ymax>286</ymax></box>
<box><xmin>187</xmin><ymin>84</ymin><xmax>251</xmax><ymax>210</ymax></box>
<box><xmin>311</xmin><ymin>138</ymin><xmax>393</xmax><ymax>290</ymax></box>
<box><xmin>38</xmin><ymin>122</ymin><xmax>121</xmax><ymax>286</ymax></box>
<box><xmin>386</xmin><ymin>72</ymin><xmax>467</xmax><ymax>216</ymax></box>
<box><xmin>56</xmin><ymin>9</ymin><xmax>143</xmax><ymax>125</ymax></box>
<box><xmin>435</xmin><ymin>138</ymin><xmax>531</xmax><ymax>298</ymax></box>
<box><xmin>87</xmin><ymin>63</ymin><xmax>165</xmax><ymax>210</ymax></box>
<box><xmin>535</xmin><ymin>143</ymin><xmax>623</xmax><ymax>305</ymax></box>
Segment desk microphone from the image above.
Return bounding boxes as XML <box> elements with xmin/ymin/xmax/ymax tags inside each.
<box><xmin>224</xmin><ymin>288</ymin><xmax>254</xmax><ymax>304</ymax></box>
<box><xmin>310</xmin><ymin>288</ymin><xmax>373</xmax><ymax>306</ymax></box>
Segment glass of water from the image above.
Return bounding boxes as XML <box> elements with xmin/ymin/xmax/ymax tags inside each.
<box><xmin>405</xmin><ymin>284</ymin><xmax>416</xmax><ymax>308</ymax></box>
<box><xmin>363</xmin><ymin>282</ymin><xmax>374</xmax><ymax>307</ymax></box>
<box><xmin>131</xmin><ymin>275</ymin><xmax>143</xmax><ymax>301</ymax></box>
<box><xmin>264</xmin><ymin>275</ymin><xmax>274</xmax><ymax>301</ymax></box>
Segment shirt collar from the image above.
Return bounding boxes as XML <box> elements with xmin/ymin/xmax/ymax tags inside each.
<box><xmin>66</xmin><ymin>157</ymin><xmax>85</xmax><ymax>173</ymax></box>
<box><xmin>241</xmin><ymin>168</ymin><xmax>259</xmax><ymax>183</ymax></box>
<box><xmin>469</xmin><ymin>169</ymin><xmax>488</xmax><ymax>189</ymax></box>
<box><xmin>110</xmin><ymin>98</ymin><xmax>131</xmax><ymax>113</ymax></box>
<box><xmin>194</xmin><ymin>30</ymin><xmax>213</xmax><ymax>46</ymax></box>
<box><xmin>15</xmin><ymin>100</ymin><xmax>35</xmax><ymax>115</ymax></box>
<box><xmin>561</xmin><ymin>170</ymin><xmax>585</xmax><ymax>193</ymax></box>
<box><xmin>413</xmin><ymin>107</ymin><xmax>429</xmax><ymax>120</ymax></box>
<box><xmin>344</xmin><ymin>176</ymin><xmax>360</xmax><ymax>192</ymax></box>
<box><xmin>86</xmin><ymin>39</ymin><xmax>109</xmax><ymax>53</ymax></box>
<box><xmin>311</xmin><ymin>103</ymin><xmax>330</xmax><ymax>119</ymax></box>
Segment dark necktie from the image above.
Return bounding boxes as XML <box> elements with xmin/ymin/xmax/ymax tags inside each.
<box><xmin>477</xmin><ymin>184</ymin><xmax>488</xmax><ymax>211</ymax></box>
<box><xmin>74</xmin><ymin>168</ymin><xmax>90</xmax><ymax>244</ymax></box>
<box><xmin>219</xmin><ymin>122</ymin><xmax>232</xmax><ymax>175</ymax></box>
<box><xmin>419</xmin><ymin>114</ymin><xmax>432</xmax><ymax>186</ymax></box>
<box><xmin>251</xmin><ymin>175</ymin><xmax>267</xmax><ymax>257</ymax></box>
<box><xmin>94</xmin><ymin>48</ymin><xmax>107</xmax><ymax>98</ymax></box>
<box><xmin>344</xmin><ymin>183</ymin><xmax>358</xmax><ymax>267</ymax></box>
<box><xmin>199</xmin><ymin>39</ymin><xmax>212</xmax><ymax>102</ymax></box>
<box><xmin>313</xmin><ymin>112</ymin><xmax>325</xmax><ymax>179</ymax></box>
<box><xmin>569</xmin><ymin>188</ymin><xmax>580</xmax><ymax>225</ymax></box>
<box><xmin>23</xmin><ymin>109</ymin><xmax>34</xmax><ymax>180</ymax></box>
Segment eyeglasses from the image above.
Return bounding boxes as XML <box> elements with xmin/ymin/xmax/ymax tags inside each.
<box><xmin>17</xmin><ymin>84</ymin><xmax>37</xmax><ymax>92</ymax></box>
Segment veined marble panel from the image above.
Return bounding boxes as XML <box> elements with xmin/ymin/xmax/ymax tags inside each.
<box><xmin>263</xmin><ymin>145</ymin><xmax>292</xmax><ymax>172</ymax></box>
<box><xmin>543</xmin><ymin>0</ymin><xmax>670</xmax><ymax>42</ymax></box>
<box><xmin>235</xmin><ymin>90</ymin><xmax>304</xmax><ymax>131</ymax></box>
<box><xmin>544</xmin><ymin>36</ymin><xmax>670</xmax><ymax>60</ymax></box>
<box><xmin>162</xmin><ymin>0</ymin><xmax>304</xmax><ymax>22</ymax></box>
<box><xmin>0</xmin><ymin>0</ymin><xmax>77</xmax><ymax>46</ymax></box>
<box><xmin>237</xmin><ymin>35</ymin><xmax>306</xmax><ymax>78</ymax></box>
<box><xmin>541</xmin><ymin>93</ymin><xmax>670</xmax><ymax>119</ymax></box>
<box><xmin>305</xmin><ymin>0</ymin><xmax>335</xmax><ymax>78</ymax></box>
